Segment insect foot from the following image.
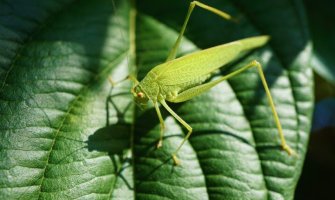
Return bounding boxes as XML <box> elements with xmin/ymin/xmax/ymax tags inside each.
<box><xmin>156</xmin><ymin>139</ymin><xmax>163</xmax><ymax>149</ymax></box>
<box><xmin>283</xmin><ymin>144</ymin><xmax>298</xmax><ymax>157</ymax></box>
<box><xmin>172</xmin><ymin>154</ymin><xmax>180</xmax><ymax>165</ymax></box>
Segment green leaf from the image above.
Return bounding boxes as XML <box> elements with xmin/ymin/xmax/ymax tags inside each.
<box><xmin>0</xmin><ymin>0</ymin><xmax>314</xmax><ymax>199</ymax></box>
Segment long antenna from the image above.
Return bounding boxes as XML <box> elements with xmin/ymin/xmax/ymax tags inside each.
<box><xmin>111</xmin><ymin>0</ymin><xmax>135</xmax><ymax>77</ymax></box>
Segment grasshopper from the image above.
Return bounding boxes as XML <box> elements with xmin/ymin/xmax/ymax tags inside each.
<box><xmin>113</xmin><ymin>1</ymin><xmax>295</xmax><ymax>165</ymax></box>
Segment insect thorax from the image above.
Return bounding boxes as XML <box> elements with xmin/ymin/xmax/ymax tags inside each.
<box><xmin>139</xmin><ymin>70</ymin><xmax>211</xmax><ymax>103</ymax></box>
<box><xmin>138</xmin><ymin>73</ymin><xmax>160</xmax><ymax>102</ymax></box>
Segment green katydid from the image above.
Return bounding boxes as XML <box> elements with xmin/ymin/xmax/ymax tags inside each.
<box><xmin>112</xmin><ymin>1</ymin><xmax>295</xmax><ymax>165</ymax></box>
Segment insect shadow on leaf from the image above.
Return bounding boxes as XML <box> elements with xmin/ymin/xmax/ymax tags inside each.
<box><xmin>85</xmin><ymin>86</ymin><xmax>134</xmax><ymax>189</ymax></box>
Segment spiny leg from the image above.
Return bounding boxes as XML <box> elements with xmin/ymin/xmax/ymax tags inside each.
<box><xmin>166</xmin><ymin>1</ymin><xmax>233</xmax><ymax>61</ymax></box>
<box><xmin>154</xmin><ymin>102</ymin><xmax>165</xmax><ymax>149</ymax></box>
<box><xmin>160</xmin><ymin>100</ymin><xmax>192</xmax><ymax>165</ymax></box>
<box><xmin>198</xmin><ymin>60</ymin><xmax>294</xmax><ymax>155</ymax></box>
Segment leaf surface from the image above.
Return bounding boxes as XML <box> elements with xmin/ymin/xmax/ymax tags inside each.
<box><xmin>0</xmin><ymin>0</ymin><xmax>313</xmax><ymax>199</ymax></box>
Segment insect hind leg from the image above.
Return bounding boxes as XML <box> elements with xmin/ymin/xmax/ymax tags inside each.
<box><xmin>250</xmin><ymin>61</ymin><xmax>296</xmax><ymax>156</ymax></box>
<box><xmin>166</xmin><ymin>1</ymin><xmax>233</xmax><ymax>61</ymax></box>
<box><xmin>216</xmin><ymin>60</ymin><xmax>295</xmax><ymax>156</ymax></box>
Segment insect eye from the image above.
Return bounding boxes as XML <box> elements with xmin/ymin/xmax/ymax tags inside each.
<box><xmin>137</xmin><ymin>92</ymin><xmax>144</xmax><ymax>98</ymax></box>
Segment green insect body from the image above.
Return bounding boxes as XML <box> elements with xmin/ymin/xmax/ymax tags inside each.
<box><xmin>115</xmin><ymin>1</ymin><xmax>295</xmax><ymax>165</ymax></box>
<box><xmin>135</xmin><ymin>37</ymin><xmax>269</xmax><ymax>104</ymax></box>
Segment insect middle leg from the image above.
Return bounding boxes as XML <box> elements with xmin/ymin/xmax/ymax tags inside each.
<box><xmin>153</xmin><ymin>102</ymin><xmax>165</xmax><ymax>148</ymax></box>
<box><xmin>159</xmin><ymin>100</ymin><xmax>192</xmax><ymax>165</ymax></box>
<box><xmin>166</xmin><ymin>1</ymin><xmax>233</xmax><ymax>61</ymax></box>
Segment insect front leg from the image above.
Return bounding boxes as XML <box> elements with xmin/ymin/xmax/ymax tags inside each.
<box><xmin>166</xmin><ymin>1</ymin><xmax>233</xmax><ymax>61</ymax></box>
<box><xmin>109</xmin><ymin>75</ymin><xmax>139</xmax><ymax>95</ymax></box>
<box><xmin>159</xmin><ymin>100</ymin><xmax>193</xmax><ymax>165</ymax></box>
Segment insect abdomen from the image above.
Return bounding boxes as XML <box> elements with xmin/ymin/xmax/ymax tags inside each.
<box><xmin>162</xmin><ymin>74</ymin><xmax>210</xmax><ymax>100</ymax></box>
<box><xmin>178</xmin><ymin>74</ymin><xmax>210</xmax><ymax>91</ymax></box>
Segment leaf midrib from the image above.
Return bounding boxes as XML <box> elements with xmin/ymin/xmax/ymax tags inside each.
<box><xmin>36</xmin><ymin>51</ymin><xmax>128</xmax><ymax>198</ymax></box>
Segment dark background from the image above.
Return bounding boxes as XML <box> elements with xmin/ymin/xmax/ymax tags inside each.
<box><xmin>295</xmin><ymin>0</ymin><xmax>335</xmax><ymax>199</ymax></box>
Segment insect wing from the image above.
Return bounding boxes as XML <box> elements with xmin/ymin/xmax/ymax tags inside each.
<box><xmin>151</xmin><ymin>36</ymin><xmax>269</xmax><ymax>86</ymax></box>
<box><xmin>152</xmin><ymin>42</ymin><xmax>242</xmax><ymax>86</ymax></box>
